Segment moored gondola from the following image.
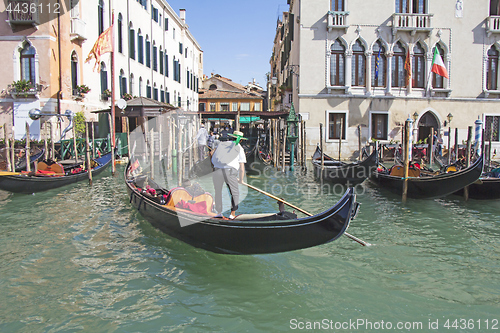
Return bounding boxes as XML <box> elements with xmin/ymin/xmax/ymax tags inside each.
<box><xmin>371</xmin><ymin>155</ymin><xmax>484</xmax><ymax>199</ymax></box>
<box><xmin>311</xmin><ymin>146</ymin><xmax>378</xmax><ymax>185</ymax></box>
<box><xmin>125</xmin><ymin>161</ymin><xmax>359</xmax><ymax>255</ymax></box>
<box><xmin>0</xmin><ymin>149</ymin><xmax>45</xmax><ymax>172</ymax></box>
<box><xmin>0</xmin><ymin>152</ymin><xmax>112</xmax><ymax>193</ymax></box>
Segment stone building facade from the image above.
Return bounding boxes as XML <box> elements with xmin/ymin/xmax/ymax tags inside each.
<box><xmin>270</xmin><ymin>0</ymin><xmax>500</xmax><ymax>159</ymax></box>
<box><xmin>0</xmin><ymin>0</ymin><xmax>202</xmax><ymax>140</ymax></box>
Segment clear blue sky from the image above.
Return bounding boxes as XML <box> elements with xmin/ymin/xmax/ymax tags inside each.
<box><xmin>166</xmin><ymin>0</ymin><xmax>289</xmax><ymax>88</ymax></box>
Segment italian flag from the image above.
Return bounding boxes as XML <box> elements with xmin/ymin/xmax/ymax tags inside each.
<box><xmin>431</xmin><ymin>47</ymin><xmax>449</xmax><ymax>79</ymax></box>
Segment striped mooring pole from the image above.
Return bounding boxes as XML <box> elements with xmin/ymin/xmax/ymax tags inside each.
<box><xmin>474</xmin><ymin>117</ymin><xmax>483</xmax><ymax>156</ymax></box>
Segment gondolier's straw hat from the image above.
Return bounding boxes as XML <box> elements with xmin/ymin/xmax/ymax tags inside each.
<box><xmin>228</xmin><ymin>130</ymin><xmax>247</xmax><ymax>145</ymax></box>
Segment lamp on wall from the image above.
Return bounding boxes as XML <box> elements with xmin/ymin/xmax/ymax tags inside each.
<box><xmin>412</xmin><ymin>112</ymin><xmax>419</xmax><ymax>122</ymax></box>
<box><xmin>444</xmin><ymin>113</ymin><xmax>453</xmax><ymax>126</ymax></box>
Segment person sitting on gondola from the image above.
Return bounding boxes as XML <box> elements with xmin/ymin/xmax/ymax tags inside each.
<box><xmin>211</xmin><ymin>130</ymin><xmax>247</xmax><ymax>219</ymax></box>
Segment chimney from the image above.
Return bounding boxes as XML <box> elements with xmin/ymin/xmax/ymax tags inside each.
<box><xmin>180</xmin><ymin>9</ymin><xmax>186</xmax><ymax>22</ymax></box>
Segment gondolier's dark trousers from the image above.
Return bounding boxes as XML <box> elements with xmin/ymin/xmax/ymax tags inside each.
<box><xmin>212</xmin><ymin>167</ymin><xmax>239</xmax><ymax>213</ymax></box>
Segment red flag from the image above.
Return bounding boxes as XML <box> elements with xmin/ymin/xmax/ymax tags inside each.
<box><xmin>404</xmin><ymin>48</ymin><xmax>411</xmax><ymax>86</ymax></box>
<box><xmin>85</xmin><ymin>25</ymin><xmax>114</xmax><ymax>72</ymax></box>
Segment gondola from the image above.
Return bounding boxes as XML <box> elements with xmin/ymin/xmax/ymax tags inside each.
<box><xmin>311</xmin><ymin>146</ymin><xmax>378</xmax><ymax>185</ymax></box>
<box><xmin>370</xmin><ymin>155</ymin><xmax>484</xmax><ymax>199</ymax></box>
<box><xmin>454</xmin><ymin>177</ymin><xmax>500</xmax><ymax>199</ymax></box>
<box><xmin>0</xmin><ymin>152</ymin><xmax>112</xmax><ymax>194</ymax></box>
<box><xmin>432</xmin><ymin>155</ymin><xmax>500</xmax><ymax>200</ymax></box>
<box><xmin>125</xmin><ymin>161</ymin><xmax>359</xmax><ymax>255</ymax></box>
<box><xmin>0</xmin><ymin>149</ymin><xmax>45</xmax><ymax>172</ymax></box>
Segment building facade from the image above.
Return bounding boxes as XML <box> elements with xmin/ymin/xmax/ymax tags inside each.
<box><xmin>199</xmin><ymin>74</ymin><xmax>264</xmax><ymax>113</ymax></box>
<box><xmin>0</xmin><ymin>0</ymin><xmax>202</xmax><ymax>141</ymax></box>
<box><xmin>271</xmin><ymin>0</ymin><xmax>500</xmax><ymax>159</ymax></box>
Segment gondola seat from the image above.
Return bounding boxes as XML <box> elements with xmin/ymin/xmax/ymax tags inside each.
<box><xmin>165</xmin><ymin>187</ymin><xmax>214</xmax><ymax>215</ymax></box>
<box><xmin>36</xmin><ymin>160</ymin><xmax>65</xmax><ymax>176</ymax></box>
<box><xmin>389</xmin><ymin>165</ymin><xmax>421</xmax><ymax>178</ymax></box>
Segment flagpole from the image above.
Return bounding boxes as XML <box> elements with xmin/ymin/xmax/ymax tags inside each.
<box><xmin>110</xmin><ymin>10</ymin><xmax>116</xmax><ymax>175</ymax></box>
<box><xmin>425</xmin><ymin>48</ymin><xmax>434</xmax><ymax>96</ymax></box>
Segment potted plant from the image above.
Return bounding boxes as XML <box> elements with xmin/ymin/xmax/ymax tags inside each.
<box><xmin>76</xmin><ymin>84</ymin><xmax>91</xmax><ymax>95</ymax></box>
<box><xmin>9</xmin><ymin>79</ymin><xmax>37</xmax><ymax>98</ymax></box>
<box><xmin>122</xmin><ymin>93</ymin><xmax>133</xmax><ymax>101</ymax></box>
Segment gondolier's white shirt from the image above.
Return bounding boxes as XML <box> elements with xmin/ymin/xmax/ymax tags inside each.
<box><xmin>211</xmin><ymin>142</ymin><xmax>246</xmax><ymax>170</ymax></box>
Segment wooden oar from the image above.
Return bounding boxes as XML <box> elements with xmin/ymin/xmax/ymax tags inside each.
<box><xmin>0</xmin><ymin>171</ymin><xmax>22</xmax><ymax>176</ymax></box>
<box><xmin>242</xmin><ymin>182</ymin><xmax>370</xmax><ymax>246</ymax></box>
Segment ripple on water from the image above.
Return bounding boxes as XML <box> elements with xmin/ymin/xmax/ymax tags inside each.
<box><xmin>0</xmin><ymin>165</ymin><xmax>498</xmax><ymax>332</ymax></box>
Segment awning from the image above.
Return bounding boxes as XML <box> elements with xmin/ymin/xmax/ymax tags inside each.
<box><xmin>239</xmin><ymin>116</ymin><xmax>261</xmax><ymax>123</ymax></box>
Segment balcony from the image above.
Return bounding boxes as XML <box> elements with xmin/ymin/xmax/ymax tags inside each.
<box><xmin>70</xmin><ymin>18</ymin><xmax>87</xmax><ymax>41</ymax></box>
<box><xmin>392</xmin><ymin>13</ymin><xmax>433</xmax><ymax>35</ymax></box>
<box><xmin>9</xmin><ymin>83</ymin><xmax>42</xmax><ymax>99</ymax></box>
<box><xmin>7</xmin><ymin>0</ymin><xmax>39</xmax><ymax>25</ymax></box>
<box><xmin>327</xmin><ymin>11</ymin><xmax>349</xmax><ymax>32</ymax></box>
<box><xmin>486</xmin><ymin>16</ymin><xmax>500</xmax><ymax>36</ymax></box>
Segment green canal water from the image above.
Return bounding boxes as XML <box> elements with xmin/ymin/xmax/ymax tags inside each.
<box><xmin>0</xmin><ymin>164</ymin><xmax>499</xmax><ymax>332</ymax></box>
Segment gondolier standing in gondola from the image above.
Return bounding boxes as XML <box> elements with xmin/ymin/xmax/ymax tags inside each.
<box><xmin>211</xmin><ymin>130</ymin><xmax>247</xmax><ymax>219</ymax></box>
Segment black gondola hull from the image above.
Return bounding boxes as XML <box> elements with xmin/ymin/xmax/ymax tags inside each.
<box><xmin>454</xmin><ymin>177</ymin><xmax>500</xmax><ymax>200</ymax></box>
<box><xmin>312</xmin><ymin>147</ymin><xmax>378</xmax><ymax>185</ymax></box>
<box><xmin>0</xmin><ymin>153</ymin><xmax>112</xmax><ymax>193</ymax></box>
<box><xmin>126</xmin><ymin>169</ymin><xmax>356</xmax><ymax>255</ymax></box>
<box><xmin>371</xmin><ymin>156</ymin><xmax>484</xmax><ymax>199</ymax></box>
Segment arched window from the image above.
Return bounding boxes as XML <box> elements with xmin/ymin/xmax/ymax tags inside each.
<box><xmin>330</xmin><ymin>39</ymin><xmax>345</xmax><ymax>86</ymax></box>
<box><xmin>491</xmin><ymin>0</ymin><xmax>500</xmax><ymax>15</ymax></box>
<box><xmin>71</xmin><ymin>51</ymin><xmax>78</xmax><ymax>94</ymax></box>
<box><xmin>396</xmin><ymin>0</ymin><xmax>426</xmax><ymax>13</ymax></box>
<box><xmin>160</xmin><ymin>85</ymin><xmax>164</xmax><ymax>102</ymax></box>
<box><xmin>331</xmin><ymin>0</ymin><xmax>344</xmax><ymax>11</ymax></box>
<box><xmin>100</xmin><ymin>62</ymin><xmax>108</xmax><ymax>96</ymax></box>
<box><xmin>146</xmin><ymin>80</ymin><xmax>151</xmax><ymax>98</ymax></box>
<box><xmin>413</xmin><ymin>42</ymin><xmax>425</xmax><ymax>88</ymax></box>
<box><xmin>129</xmin><ymin>23</ymin><xmax>135</xmax><ymax>60</ymax></box>
<box><xmin>209</xmin><ymin>84</ymin><xmax>217</xmax><ymax>90</ymax></box>
<box><xmin>165</xmin><ymin>88</ymin><xmax>170</xmax><ymax>104</ymax></box>
<box><xmin>145</xmin><ymin>36</ymin><xmax>151</xmax><ymax>68</ymax></box>
<box><xmin>138</xmin><ymin>30</ymin><xmax>144</xmax><ymax>64</ymax></box>
<box><xmin>487</xmin><ymin>45</ymin><xmax>499</xmax><ymax>90</ymax></box>
<box><xmin>164</xmin><ymin>51</ymin><xmax>169</xmax><ymax>77</ymax></box>
<box><xmin>119</xmin><ymin>69</ymin><xmax>127</xmax><ymax>97</ymax></box>
<box><xmin>392</xmin><ymin>42</ymin><xmax>407</xmax><ymax>87</ymax></box>
<box><xmin>153</xmin><ymin>83</ymin><xmax>158</xmax><ymax>100</ymax></box>
<box><xmin>129</xmin><ymin>74</ymin><xmax>134</xmax><ymax>96</ymax></box>
<box><xmin>433</xmin><ymin>44</ymin><xmax>446</xmax><ymax>89</ymax></box>
<box><xmin>159</xmin><ymin>47</ymin><xmax>164</xmax><ymax>74</ymax></box>
<box><xmin>152</xmin><ymin>41</ymin><xmax>157</xmax><ymax>71</ymax></box>
<box><xmin>20</xmin><ymin>42</ymin><xmax>36</xmax><ymax>84</ymax></box>
<box><xmin>98</xmin><ymin>0</ymin><xmax>104</xmax><ymax>35</ymax></box>
<box><xmin>352</xmin><ymin>40</ymin><xmax>366</xmax><ymax>87</ymax></box>
<box><xmin>118</xmin><ymin>13</ymin><xmax>123</xmax><ymax>53</ymax></box>
<box><xmin>139</xmin><ymin>77</ymin><xmax>143</xmax><ymax>97</ymax></box>
<box><xmin>372</xmin><ymin>40</ymin><xmax>386</xmax><ymax>88</ymax></box>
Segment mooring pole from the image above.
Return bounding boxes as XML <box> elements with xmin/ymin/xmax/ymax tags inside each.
<box><xmin>402</xmin><ymin>120</ymin><xmax>410</xmax><ymax>203</ymax></box>
<box><xmin>4</xmin><ymin>126</ymin><xmax>11</xmax><ymax>172</ymax></box>
<box><xmin>25</xmin><ymin>122</ymin><xmax>31</xmax><ymax>172</ymax></box>
<box><xmin>463</xmin><ymin>126</ymin><xmax>473</xmax><ymax>201</ymax></box>
<box><xmin>319</xmin><ymin>123</ymin><xmax>324</xmax><ymax>171</ymax></box>
<box><xmin>447</xmin><ymin>126</ymin><xmax>452</xmax><ymax>165</ymax></box>
<box><xmin>357</xmin><ymin>124</ymin><xmax>362</xmax><ymax>161</ymax></box>
<box><xmin>86</xmin><ymin>122</ymin><xmax>93</xmax><ymax>185</ymax></box>
<box><xmin>428</xmin><ymin>127</ymin><xmax>434</xmax><ymax>167</ymax></box>
<box><xmin>338</xmin><ymin>117</ymin><xmax>343</xmax><ymax>161</ymax></box>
